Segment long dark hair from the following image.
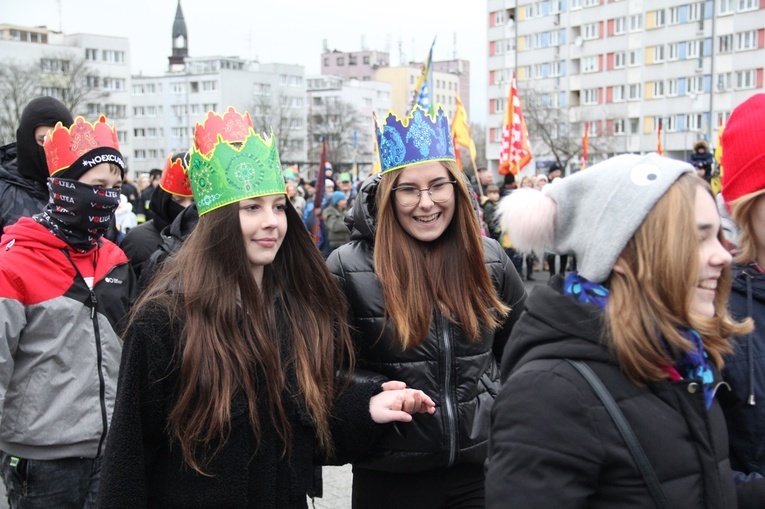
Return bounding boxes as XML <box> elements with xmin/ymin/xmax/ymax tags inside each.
<box><xmin>132</xmin><ymin>199</ymin><xmax>353</xmax><ymax>473</ymax></box>
<box><xmin>372</xmin><ymin>161</ymin><xmax>510</xmax><ymax>349</ymax></box>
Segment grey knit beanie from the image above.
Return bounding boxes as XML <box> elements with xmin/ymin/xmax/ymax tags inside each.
<box><xmin>498</xmin><ymin>153</ymin><xmax>694</xmax><ymax>283</ymax></box>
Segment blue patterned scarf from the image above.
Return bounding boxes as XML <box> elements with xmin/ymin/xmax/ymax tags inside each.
<box><xmin>564</xmin><ymin>272</ymin><xmax>715</xmax><ymax>409</ymax></box>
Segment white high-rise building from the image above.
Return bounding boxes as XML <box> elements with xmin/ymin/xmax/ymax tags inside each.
<box><xmin>0</xmin><ymin>24</ymin><xmax>132</xmax><ymax>162</ymax></box>
<box><xmin>487</xmin><ymin>0</ymin><xmax>765</xmax><ymax>174</ymax></box>
<box><xmin>131</xmin><ymin>58</ymin><xmax>307</xmax><ymax>173</ymax></box>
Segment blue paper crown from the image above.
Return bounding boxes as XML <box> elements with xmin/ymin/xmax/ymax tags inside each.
<box><xmin>375</xmin><ymin>105</ymin><xmax>456</xmax><ymax>174</ymax></box>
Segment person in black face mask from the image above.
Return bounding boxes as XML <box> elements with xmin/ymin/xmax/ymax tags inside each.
<box><xmin>120</xmin><ymin>151</ymin><xmax>194</xmax><ymax>282</ymax></box>
<box><xmin>0</xmin><ymin>115</ymin><xmax>136</xmax><ymax>509</ymax></box>
<box><xmin>0</xmin><ymin>96</ymin><xmax>74</xmax><ymax>234</ymax></box>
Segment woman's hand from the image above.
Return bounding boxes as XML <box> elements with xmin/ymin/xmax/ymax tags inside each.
<box><xmin>369</xmin><ymin>381</ymin><xmax>437</xmax><ymax>424</ymax></box>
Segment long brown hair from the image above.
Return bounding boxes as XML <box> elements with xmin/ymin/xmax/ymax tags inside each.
<box><xmin>372</xmin><ymin>161</ymin><xmax>510</xmax><ymax>349</ymax></box>
<box><xmin>132</xmin><ymin>199</ymin><xmax>353</xmax><ymax>474</ymax></box>
<box><xmin>731</xmin><ymin>188</ymin><xmax>765</xmax><ymax>265</ymax></box>
<box><xmin>607</xmin><ymin>174</ymin><xmax>751</xmax><ymax>384</ymax></box>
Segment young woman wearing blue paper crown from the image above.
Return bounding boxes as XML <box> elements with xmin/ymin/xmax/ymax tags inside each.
<box><xmin>326</xmin><ymin>105</ymin><xmax>527</xmax><ymax>508</ymax></box>
<box><xmin>95</xmin><ymin>107</ymin><xmax>435</xmax><ymax>508</ymax></box>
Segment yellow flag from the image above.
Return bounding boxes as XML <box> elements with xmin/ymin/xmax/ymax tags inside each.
<box><xmin>451</xmin><ymin>92</ymin><xmax>476</xmax><ymax>164</ymax></box>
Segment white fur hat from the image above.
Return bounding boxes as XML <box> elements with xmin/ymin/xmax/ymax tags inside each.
<box><xmin>498</xmin><ymin>153</ymin><xmax>694</xmax><ymax>283</ymax></box>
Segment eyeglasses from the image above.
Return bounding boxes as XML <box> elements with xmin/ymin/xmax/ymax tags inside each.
<box><xmin>392</xmin><ymin>180</ymin><xmax>457</xmax><ymax>207</ymax></box>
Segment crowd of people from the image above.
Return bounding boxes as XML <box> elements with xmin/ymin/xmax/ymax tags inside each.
<box><xmin>0</xmin><ymin>92</ymin><xmax>763</xmax><ymax>508</ymax></box>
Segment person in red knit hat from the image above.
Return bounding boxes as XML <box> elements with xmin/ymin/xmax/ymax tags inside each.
<box><xmin>718</xmin><ymin>93</ymin><xmax>765</xmax><ymax>481</ymax></box>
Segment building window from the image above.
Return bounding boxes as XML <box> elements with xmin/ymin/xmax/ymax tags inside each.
<box><xmin>614</xmin><ymin>17</ymin><xmax>626</xmax><ymax>35</ymax></box>
<box><xmin>613</xmin><ymin>51</ymin><xmax>626</xmax><ymax>68</ymax></box>
<box><xmin>349</xmin><ymin>55</ymin><xmax>358</xmax><ymax>65</ymax></box>
<box><xmin>653</xmin><ymin>81</ymin><xmax>665</xmax><ymax>97</ymax></box>
<box><xmin>337</xmin><ymin>56</ymin><xmax>345</xmax><ymax>66</ymax></box>
<box><xmin>494</xmin><ymin>9</ymin><xmax>506</xmax><ymax>24</ymax></box>
<box><xmin>736</xmin><ymin>69</ymin><xmax>756</xmax><ymax>89</ymax></box>
<box><xmin>719</xmin><ymin>0</ymin><xmax>734</xmax><ymax>14</ymax></box>
<box><xmin>40</xmin><ymin>58</ymin><xmax>70</xmax><ymax>72</ymax></box>
<box><xmin>363</xmin><ymin>55</ymin><xmax>370</xmax><ymax>64</ymax></box>
<box><xmin>652</xmin><ymin>45</ymin><xmax>665</xmax><ymax>63</ymax></box>
<box><xmin>583</xmin><ymin>23</ymin><xmax>599</xmax><ymax>40</ymax></box>
<box><xmin>613</xmin><ymin>85</ymin><xmax>625</xmax><ymax>102</ymax></box>
<box><xmin>737</xmin><ymin>30</ymin><xmax>757</xmax><ymax>51</ymax></box>
<box><xmin>582</xmin><ymin>56</ymin><xmax>599</xmax><ymax>73</ymax></box>
<box><xmin>86</xmin><ymin>76</ymin><xmax>99</xmax><ymax>88</ymax></box>
<box><xmin>571</xmin><ymin>0</ymin><xmax>582</xmax><ymax>9</ymax></box>
<box><xmin>101</xmin><ymin>50</ymin><xmax>125</xmax><ymax>64</ymax></box>
<box><xmin>134</xmin><ymin>150</ymin><xmax>146</xmax><ymax>160</ymax></box>
<box><xmin>583</xmin><ymin>88</ymin><xmax>599</xmax><ymax>105</ymax></box>
<box><xmin>687</xmin><ymin>40</ymin><xmax>701</xmax><ymax>58</ymax></box>
<box><xmin>614</xmin><ymin>119</ymin><xmax>626</xmax><ymax>135</ymax></box>
<box><xmin>629</xmin><ymin>14</ymin><xmax>643</xmax><ymax>32</ymax></box>
<box><xmin>583</xmin><ymin>0</ymin><xmax>598</xmax><ymax>7</ymax></box>
<box><xmin>133</xmin><ymin>128</ymin><xmax>145</xmax><ymax>138</ymax></box>
<box><xmin>687</xmin><ymin>113</ymin><xmax>704</xmax><ymax>130</ymax></box>
<box><xmin>202</xmin><ymin>80</ymin><xmax>218</xmax><ymax>91</ymax></box>
<box><xmin>717</xmin><ymin>72</ymin><xmax>732</xmax><ymax>91</ymax></box>
<box><xmin>738</xmin><ymin>0</ymin><xmax>757</xmax><ymax>11</ymax></box>
<box><xmin>628</xmin><ymin>83</ymin><xmax>641</xmax><ymax>100</ymax></box>
<box><xmin>628</xmin><ymin>49</ymin><xmax>642</xmax><ymax>66</ymax></box>
<box><xmin>688</xmin><ymin>2</ymin><xmax>701</xmax><ymax>20</ymax></box>
<box><xmin>668</xmin><ymin>43</ymin><xmax>679</xmax><ymax>60</ymax></box>
<box><xmin>323</xmin><ymin>57</ymin><xmax>329</xmax><ymax>66</ymax></box>
<box><xmin>719</xmin><ymin>34</ymin><xmax>734</xmax><ymax>53</ymax></box>
<box><xmin>133</xmin><ymin>106</ymin><xmax>145</xmax><ymax>116</ymax></box>
<box><xmin>85</xmin><ymin>48</ymin><xmax>98</xmax><ymax>61</ymax></box>
<box><xmin>667</xmin><ymin>79</ymin><xmax>679</xmax><ymax>96</ymax></box>
<box><xmin>688</xmin><ymin>75</ymin><xmax>704</xmax><ymax>93</ymax></box>
<box><xmin>172</xmin><ymin>83</ymin><xmax>186</xmax><ymax>94</ymax></box>
<box><xmin>668</xmin><ymin>7</ymin><xmax>680</xmax><ymax>25</ymax></box>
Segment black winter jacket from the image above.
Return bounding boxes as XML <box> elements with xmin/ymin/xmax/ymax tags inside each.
<box><xmin>486</xmin><ymin>277</ymin><xmax>765</xmax><ymax>509</ymax></box>
<box><xmin>326</xmin><ymin>174</ymin><xmax>527</xmax><ymax>474</ymax></box>
<box><xmin>96</xmin><ymin>300</ymin><xmax>383</xmax><ymax>509</ymax></box>
<box><xmin>120</xmin><ymin>220</ymin><xmax>163</xmax><ymax>282</ymax></box>
<box><xmin>138</xmin><ymin>204</ymin><xmax>199</xmax><ymax>291</ymax></box>
<box><xmin>0</xmin><ymin>144</ymin><xmax>48</xmax><ymax>235</ymax></box>
<box><xmin>720</xmin><ymin>263</ymin><xmax>765</xmax><ymax>478</ymax></box>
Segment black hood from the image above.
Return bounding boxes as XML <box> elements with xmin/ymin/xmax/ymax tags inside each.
<box><xmin>161</xmin><ymin>202</ymin><xmax>198</xmax><ymax>245</ymax></box>
<box><xmin>731</xmin><ymin>263</ymin><xmax>765</xmax><ymax>302</ymax></box>
<box><xmin>16</xmin><ymin>97</ymin><xmax>74</xmax><ymax>186</ymax></box>
<box><xmin>148</xmin><ymin>186</ymin><xmax>186</xmax><ymax>231</ymax></box>
<box><xmin>345</xmin><ymin>173</ymin><xmax>383</xmax><ymax>243</ymax></box>
<box><xmin>500</xmin><ymin>276</ymin><xmax>613</xmax><ymax>383</ymax></box>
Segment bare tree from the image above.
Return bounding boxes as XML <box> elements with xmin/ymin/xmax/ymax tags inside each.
<box><xmin>0</xmin><ymin>53</ymin><xmax>108</xmax><ymax>145</ymax></box>
<box><xmin>306</xmin><ymin>99</ymin><xmax>363</xmax><ymax>165</ymax></box>
<box><xmin>0</xmin><ymin>61</ymin><xmax>41</xmax><ymax>145</ymax></box>
<box><xmin>40</xmin><ymin>52</ymin><xmax>108</xmax><ymax>117</ymax></box>
<box><xmin>250</xmin><ymin>93</ymin><xmax>305</xmax><ymax>161</ymax></box>
<box><xmin>518</xmin><ymin>85</ymin><xmax>617</xmax><ymax>169</ymax></box>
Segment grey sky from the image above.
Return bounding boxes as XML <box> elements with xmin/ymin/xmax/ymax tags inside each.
<box><xmin>3</xmin><ymin>0</ymin><xmax>488</xmax><ymax>123</ymax></box>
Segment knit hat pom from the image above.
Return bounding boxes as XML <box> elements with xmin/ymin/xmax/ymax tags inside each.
<box><xmin>497</xmin><ymin>188</ymin><xmax>556</xmax><ymax>254</ymax></box>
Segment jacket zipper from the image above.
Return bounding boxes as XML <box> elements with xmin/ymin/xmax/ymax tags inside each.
<box><xmin>439</xmin><ymin>313</ymin><xmax>457</xmax><ymax>467</ymax></box>
<box><xmin>90</xmin><ymin>288</ymin><xmax>108</xmax><ymax>458</ymax></box>
<box><xmin>61</xmin><ymin>248</ymin><xmax>110</xmax><ymax>458</ymax></box>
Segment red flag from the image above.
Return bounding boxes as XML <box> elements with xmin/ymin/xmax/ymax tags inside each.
<box><xmin>499</xmin><ymin>72</ymin><xmax>532</xmax><ymax>176</ymax></box>
<box><xmin>657</xmin><ymin>118</ymin><xmax>664</xmax><ymax>156</ymax></box>
<box><xmin>312</xmin><ymin>137</ymin><xmax>328</xmax><ymax>244</ymax></box>
<box><xmin>581</xmin><ymin>122</ymin><xmax>589</xmax><ymax>170</ymax></box>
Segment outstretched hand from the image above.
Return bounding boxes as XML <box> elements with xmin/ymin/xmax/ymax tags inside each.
<box><xmin>369</xmin><ymin>381</ymin><xmax>437</xmax><ymax>424</ymax></box>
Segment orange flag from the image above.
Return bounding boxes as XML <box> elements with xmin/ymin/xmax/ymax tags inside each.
<box><xmin>451</xmin><ymin>92</ymin><xmax>477</xmax><ymax>171</ymax></box>
<box><xmin>499</xmin><ymin>72</ymin><xmax>532</xmax><ymax>176</ymax></box>
<box><xmin>581</xmin><ymin>122</ymin><xmax>589</xmax><ymax>170</ymax></box>
<box><xmin>657</xmin><ymin>118</ymin><xmax>664</xmax><ymax>156</ymax></box>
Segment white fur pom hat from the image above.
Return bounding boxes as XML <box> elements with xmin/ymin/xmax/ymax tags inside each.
<box><xmin>497</xmin><ymin>153</ymin><xmax>694</xmax><ymax>283</ymax></box>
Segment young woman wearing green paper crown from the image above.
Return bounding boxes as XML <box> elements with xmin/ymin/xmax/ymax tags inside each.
<box><xmin>96</xmin><ymin>107</ymin><xmax>435</xmax><ymax>508</ymax></box>
<box><xmin>326</xmin><ymin>105</ymin><xmax>527</xmax><ymax>508</ymax></box>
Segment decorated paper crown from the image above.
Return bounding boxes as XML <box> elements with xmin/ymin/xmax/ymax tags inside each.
<box><xmin>160</xmin><ymin>151</ymin><xmax>193</xmax><ymax>197</ymax></box>
<box><xmin>188</xmin><ymin>107</ymin><xmax>285</xmax><ymax>215</ymax></box>
<box><xmin>375</xmin><ymin>105</ymin><xmax>455</xmax><ymax>174</ymax></box>
<box><xmin>44</xmin><ymin>116</ymin><xmax>122</xmax><ymax>176</ymax></box>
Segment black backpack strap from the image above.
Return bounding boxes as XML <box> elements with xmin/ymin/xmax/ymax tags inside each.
<box><xmin>566</xmin><ymin>359</ymin><xmax>670</xmax><ymax>509</ymax></box>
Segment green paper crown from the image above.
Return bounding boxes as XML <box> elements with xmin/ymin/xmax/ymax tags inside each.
<box><xmin>188</xmin><ymin>127</ymin><xmax>286</xmax><ymax>216</ymax></box>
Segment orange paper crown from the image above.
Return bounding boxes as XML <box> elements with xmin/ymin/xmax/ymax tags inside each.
<box><xmin>43</xmin><ymin>116</ymin><xmax>120</xmax><ymax>176</ymax></box>
<box><xmin>193</xmin><ymin>107</ymin><xmax>254</xmax><ymax>154</ymax></box>
<box><xmin>160</xmin><ymin>151</ymin><xmax>193</xmax><ymax>197</ymax></box>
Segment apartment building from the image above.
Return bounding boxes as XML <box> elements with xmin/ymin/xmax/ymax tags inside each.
<box><xmin>0</xmin><ymin>24</ymin><xmax>132</xmax><ymax>161</ymax></box>
<box><xmin>486</xmin><ymin>0</ymin><xmax>765</xmax><ymax>174</ymax></box>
